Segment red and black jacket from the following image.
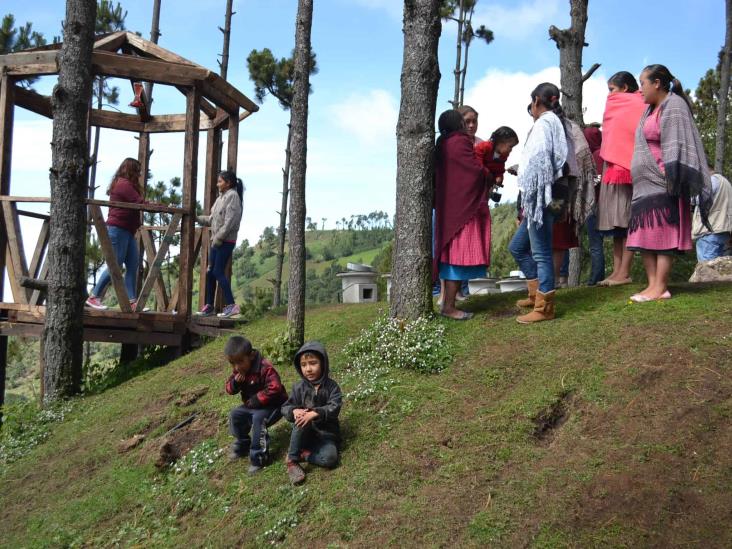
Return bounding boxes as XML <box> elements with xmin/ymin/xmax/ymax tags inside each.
<box><xmin>225</xmin><ymin>352</ymin><xmax>288</xmax><ymax>409</ymax></box>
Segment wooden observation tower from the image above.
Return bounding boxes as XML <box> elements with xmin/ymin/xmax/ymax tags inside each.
<box><xmin>0</xmin><ymin>31</ymin><xmax>259</xmax><ymax>393</ymax></box>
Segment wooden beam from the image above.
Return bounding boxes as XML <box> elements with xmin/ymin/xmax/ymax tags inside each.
<box><xmin>0</xmin><ymin>73</ymin><xmax>14</xmax><ymax>311</ymax></box>
<box><xmin>226</xmin><ymin>113</ymin><xmax>239</xmax><ymax>172</ymax></box>
<box><xmin>92</xmin><ymin>108</ymin><xmax>145</xmax><ymax>132</ymax></box>
<box><xmin>4</xmin><ymin>248</ymin><xmax>24</xmax><ymax>304</ymax></box>
<box><xmin>30</xmin><ymin>259</ymin><xmax>49</xmax><ymax>306</ymax></box>
<box><xmin>85</xmin><ymin>198</ymin><xmax>185</xmax><ymax>214</ymax></box>
<box><xmin>135</xmin><ymin>213</ymin><xmax>182</xmax><ymax>312</ymax></box>
<box><xmin>88</xmin><ymin>205</ymin><xmax>131</xmax><ymax>312</ymax></box>
<box><xmin>200</xmin><ymin>80</ymin><xmax>238</xmax><ymax>115</ymax></box>
<box><xmin>17</xmin><ymin>209</ymin><xmax>50</xmax><ymax>220</ymax></box>
<box><xmin>2</xmin><ymin>201</ymin><xmax>30</xmax><ymax>303</ymax></box>
<box><xmin>91</xmin><ymin>51</ymin><xmax>208</xmax><ymax>87</ymax></box>
<box><xmin>93</xmin><ymin>31</ymin><xmax>128</xmax><ymax>53</ymax></box>
<box><xmin>124</xmin><ymin>32</ymin><xmax>200</xmax><ymax>67</ymax></box>
<box><xmin>140</xmin><ymin>229</ymin><xmax>169</xmax><ymax>311</ymax></box>
<box><xmin>28</xmin><ymin>218</ymin><xmax>49</xmax><ymax>278</ymax></box>
<box><xmin>177</xmin><ymin>84</ymin><xmax>201</xmax><ymax>320</ymax></box>
<box><xmin>205</xmin><ymin>73</ymin><xmax>259</xmax><ymax>113</ymax></box>
<box><xmin>0</xmin><ymin>51</ymin><xmax>58</xmax><ymax>76</ymax></box>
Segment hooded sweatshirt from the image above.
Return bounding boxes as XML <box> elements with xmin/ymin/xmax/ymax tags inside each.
<box><xmin>281</xmin><ymin>341</ymin><xmax>342</xmax><ymax>443</ymax></box>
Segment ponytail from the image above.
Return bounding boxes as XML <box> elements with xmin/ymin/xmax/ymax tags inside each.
<box><xmin>531</xmin><ymin>82</ymin><xmax>566</xmax><ymax>124</ymax></box>
<box><xmin>643</xmin><ymin>64</ymin><xmax>693</xmax><ymax>111</ymax></box>
<box><xmin>219</xmin><ymin>170</ymin><xmax>245</xmax><ymax>205</ymax></box>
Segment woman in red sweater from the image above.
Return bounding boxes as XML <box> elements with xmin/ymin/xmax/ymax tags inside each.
<box><xmin>86</xmin><ymin>158</ymin><xmax>145</xmax><ymax>310</ymax></box>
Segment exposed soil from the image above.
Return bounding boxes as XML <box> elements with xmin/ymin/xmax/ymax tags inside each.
<box><xmin>151</xmin><ymin>412</ymin><xmax>220</xmax><ymax>469</ymax></box>
<box><xmin>175</xmin><ymin>386</ymin><xmax>209</xmax><ymax>407</ymax></box>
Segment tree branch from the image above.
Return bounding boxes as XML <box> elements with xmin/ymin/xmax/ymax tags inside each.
<box><xmin>582</xmin><ymin>63</ymin><xmax>601</xmax><ymax>82</ymax></box>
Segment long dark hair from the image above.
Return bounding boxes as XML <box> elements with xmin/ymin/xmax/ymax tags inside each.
<box><xmin>219</xmin><ymin>170</ymin><xmax>244</xmax><ymax>204</ymax></box>
<box><xmin>608</xmin><ymin>71</ymin><xmax>639</xmax><ymax>92</ymax></box>
<box><xmin>642</xmin><ymin>64</ymin><xmax>693</xmax><ymax>111</ymax></box>
<box><xmin>530</xmin><ymin>82</ymin><xmax>566</xmax><ymax>124</ymax></box>
<box><xmin>108</xmin><ymin>157</ymin><xmax>142</xmax><ymax>196</ymax></box>
<box><xmin>490</xmin><ymin>126</ymin><xmax>519</xmax><ymax>146</ymax></box>
<box><xmin>435</xmin><ymin>109</ymin><xmax>465</xmax><ymax>159</ymax></box>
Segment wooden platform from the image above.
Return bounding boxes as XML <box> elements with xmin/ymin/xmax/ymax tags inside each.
<box><xmin>0</xmin><ymin>302</ymin><xmax>243</xmax><ymax>345</ymax></box>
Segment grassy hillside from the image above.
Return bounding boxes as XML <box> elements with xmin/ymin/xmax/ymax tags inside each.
<box><xmin>2</xmin><ymin>282</ymin><xmax>732</xmax><ymax>547</ymax></box>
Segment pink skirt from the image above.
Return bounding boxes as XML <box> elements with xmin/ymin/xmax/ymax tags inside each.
<box><xmin>626</xmin><ymin>197</ymin><xmax>692</xmax><ymax>252</ymax></box>
<box><xmin>440</xmin><ymin>203</ymin><xmax>491</xmax><ymax>266</ymax></box>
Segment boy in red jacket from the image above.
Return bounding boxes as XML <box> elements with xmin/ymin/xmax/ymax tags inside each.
<box><xmin>474</xmin><ymin>126</ymin><xmax>519</xmax><ymax>192</ymax></box>
<box><xmin>224</xmin><ymin>335</ymin><xmax>288</xmax><ymax>474</ymax></box>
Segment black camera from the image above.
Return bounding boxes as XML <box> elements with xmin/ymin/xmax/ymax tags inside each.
<box><xmin>490</xmin><ymin>191</ymin><xmax>502</xmax><ymax>203</ymax></box>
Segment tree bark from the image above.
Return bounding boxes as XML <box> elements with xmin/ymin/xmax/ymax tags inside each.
<box><xmin>716</xmin><ymin>0</ymin><xmax>732</xmax><ymax>173</ymax></box>
<box><xmin>548</xmin><ymin>0</ymin><xmax>589</xmax><ymax>126</ymax></box>
<box><xmin>219</xmin><ymin>0</ymin><xmax>234</xmax><ymax>81</ymax></box>
<box><xmin>286</xmin><ymin>0</ymin><xmax>314</xmax><ymax>346</ymax></box>
<box><xmin>391</xmin><ymin>0</ymin><xmax>441</xmax><ymax>320</ymax></box>
<box><xmin>458</xmin><ymin>6</ymin><xmax>474</xmax><ymax>107</ymax></box>
<box><xmin>273</xmin><ymin>124</ymin><xmax>292</xmax><ymax>308</ymax></box>
<box><xmin>43</xmin><ymin>0</ymin><xmax>97</xmax><ymax>403</ymax></box>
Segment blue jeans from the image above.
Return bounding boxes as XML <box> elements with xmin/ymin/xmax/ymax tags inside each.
<box><xmin>287</xmin><ymin>425</ymin><xmax>338</xmax><ymax>468</ymax></box>
<box><xmin>509</xmin><ymin>209</ymin><xmax>556</xmax><ymax>293</ymax></box>
<box><xmin>206</xmin><ymin>242</ymin><xmax>235</xmax><ymax>306</ymax></box>
<box><xmin>586</xmin><ymin>213</ymin><xmax>606</xmax><ymax>285</ymax></box>
<box><xmin>229</xmin><ymin>405</ymin><xmax>282</xmax><ymax>465</ymax></box>
<box><xmin>92</xmin><ymin>225</ymin><xmax>139</xmax><ymax>300</ymax></box>
<box><xmin>696</xmin><ymin>233</ymin><xmax>731</xmax><ymax>262</ymax></box>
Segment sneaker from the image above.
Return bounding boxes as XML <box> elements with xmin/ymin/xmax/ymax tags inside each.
<box><xmin>228</xmin><ymin>444</ymin><xmax>248</xmax><ymax>460</ymax></box>
<box><xmin>248</xmin><ymin>463</ymin><xmax>263</xmax><ymax>475</ymax></box>
<box><xmin>85</xmin><ymin>296</ymin><xmax>108</xmax><ymax>310</ymax></box>
<box><xmin>217</xmin><ymin>304</ymin><xmax>241</xmax><ymax>318</ymax></box>
<box><xmin>195</xmin><ymin>304</ymin><xmax>214</xmax><ymax>317</ymax></box>
<box><xmin>287</xmin><ymin>461</ymin><xmax>306</xmax><ymax>485</ymax></box>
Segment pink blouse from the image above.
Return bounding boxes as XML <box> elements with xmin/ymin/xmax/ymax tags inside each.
<box><xmin>643</xmin><ymin>108</ymin><xmax>665</xmax><ymax>172</ymax></box>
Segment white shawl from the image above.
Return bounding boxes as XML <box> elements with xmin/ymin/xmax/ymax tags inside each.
<box><xmin>518</xmin><ymin>111</ymin><xmax>568</xmax><ymax>228</ymax></box>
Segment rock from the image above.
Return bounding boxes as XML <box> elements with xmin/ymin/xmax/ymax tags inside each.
<box><xmin>689</xmin><ymin>256</ymin><xmax>732</xmax><ymax>283</ymax></box>
<box><xmin>155</xmin><ymin>440</ymin><xmax>180</xmax><ymax>469</ymax></box>
<box><xmin>118</xmin><ymin>434</ymin><xmax>145</xmax><ymax>453</ymax></box>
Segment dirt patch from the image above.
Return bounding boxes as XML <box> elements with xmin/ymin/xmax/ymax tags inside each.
<box><xmin>175</xmin><ymin>386</ymin><xmax>209</xmax><ymax>407</ymax></box>
<box><xmin>117</xmin><ymin>434</ymin><xmax>146</xmax><ymax>454</ymax></box>
<box><xmin>532</xmin><ymin>391</ymin><xmax>574</xmax><ymax>445</ymax></box>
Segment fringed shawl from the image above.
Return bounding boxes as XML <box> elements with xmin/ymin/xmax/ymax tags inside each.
<box><xmin>630</xmin><ymin>93</ymin><xmax>713</xmax><ymax>230</ymax></box>
<box><xmin>567</xmin><ymin>121</ymin><xmax>597</xmax><ymax>232</ymax></box>
<box><xmin>517</xmin><ymin>111</ymin><xmax>568</xmax><ymax>228</ymax></box>
<box><xmin>433</xmin><ymin>131</ymin><xmax>489</xmax><ymax>280</ymax></box>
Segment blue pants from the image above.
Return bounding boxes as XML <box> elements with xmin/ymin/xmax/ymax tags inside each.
<box><xmin>206</xmin><ymin>242</ymin><xmax>235</xmax><ymax>306</ymax></box>
<box><xmin>585</xmin><ymin>213</ymin><xmax>606</xmax><ymax>285</ymax></box>
<box><xmin>287</xmin><ymin>425</ymin><xmax>338</xmax><ymax>468</ymax></box>
<box><xmin>696</xmin><ymin>233</ymin><xmax>731</xmax><ymax>262</ymax></box>
<box><xmin>229</xmin><ymin>405</ymin><xmax>282</xmax><ymax>465</ymax></box>
<box><xmin>93</xmin><ymin>225</ymin><xmax>139</xmax><ymax>300</ymax></box>
<box><xmin>509</xmin><ymin>209</ymin><xmax>556</xmax><ymax>293</ymax></box>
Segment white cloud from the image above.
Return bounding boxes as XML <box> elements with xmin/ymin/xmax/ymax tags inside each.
<box><xmin>331</xmin><ymin>89</ymin><xmax>398</xmax><ymax>146</ymax></box>
<box><xmin>472</xmin><ymin>0</ymin><xmax>561</xmax><ymax>41</ymax></box>
<box><xmin>463</xmin><ymin>65</ymin><xmax>608</xmax><ymax>202</ymax></box>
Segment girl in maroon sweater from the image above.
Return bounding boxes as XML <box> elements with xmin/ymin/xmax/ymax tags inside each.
<box><xmin>86</xmin><ymin>158</ymin><xmax>145</xmax><ymax>310</ymax></box>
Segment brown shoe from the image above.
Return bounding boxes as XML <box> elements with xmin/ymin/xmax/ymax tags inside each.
<box><xmin>516</xmin><ymin>279</ymin><xmax>539</xmax><ymax>308</ymax></box>
<box><xmin>287</xmin><ymin>460</ymin><xmax>306</xmax><ymax>485</ymax></box>
<box><xmin>517</xmin><ymin>290</ymin><xmax>555</xmax><ymax>324</ymax></box>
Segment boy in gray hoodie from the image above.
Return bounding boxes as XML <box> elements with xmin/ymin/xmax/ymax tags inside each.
<box><xmin>281</xmin><ymin>341</ymin><xmax>342</xmax><ymax>485</ymax></box>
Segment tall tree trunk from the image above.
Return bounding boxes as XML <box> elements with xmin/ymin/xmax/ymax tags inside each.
<box><xmin>550</xmin><ymin>0</ymin><xmax>589</xmax><ymax>288</ymax></box>
<box><xmin>43</xmin><ymin>0</ymin><xmax>96</xmax><ymax>402</ymax></box>
<box><xmin>548</xmin><ymin>0</ymin><xmax>588</xmax><ymax>126</ymax></box>
<box><xmin>273</xmin><ymin>124</ymin><xmax>292</xmax><ymax>308</ymax></box>
<box><xmin>286</xmin><ymin>0</ymin><xmax>314</xmax><ymax>347</ymax></box>
<box><xmin>219</xmin><ymin>0</ymin><xmax>234</xmax><ymax>81</ymax></box>
<box><xmin>451</xmin><ymin>0</ymin><xmax>465</xmax><ymax>108</ymax></box>
<box><xmin>391</xmin><ymin>0</ymin><xmax>441</xmax><ymax>320</ymax></box>
<box><xmin>716</xmin><ymin>0</ymin><xmax>732</xmax><ymax>173</ymax></box>
<box><xmin>458</xmin><ymin>6</ymin><xmax>474</xmax><ymax>107</ymax></box>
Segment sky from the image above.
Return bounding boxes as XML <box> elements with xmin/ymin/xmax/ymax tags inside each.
<box><xmin>2</xmin><ymin>0</ymin><xmax>728</xmax><ymax>249</ymax></box>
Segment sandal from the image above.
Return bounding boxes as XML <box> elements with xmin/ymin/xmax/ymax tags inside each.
<box><xmin>440</xmin><ymin>311</ymin><xmax>474</xmax><ymax>321</ymax></box>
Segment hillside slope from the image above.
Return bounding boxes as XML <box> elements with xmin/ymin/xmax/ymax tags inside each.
<box><xmin>2</xmin><ymin>282</ymin><xmax>731</xmax><ymax>548</ymax></box>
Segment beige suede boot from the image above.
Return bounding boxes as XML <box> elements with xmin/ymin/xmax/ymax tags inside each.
<box><xmin>516</xmin><ymin>290</ymin><xmax>555</xmax><ymax>323</ymax></box>
<box><xmin>516</xmin><ymin>278</ymin><xmax>539</xmax><ymax>308</ymax></box>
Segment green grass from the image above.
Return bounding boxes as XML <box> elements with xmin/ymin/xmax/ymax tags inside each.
<box><xmin>2</xmin><ymin>282</ymin><xmax>732</xmax><ymax>547</ymax></box>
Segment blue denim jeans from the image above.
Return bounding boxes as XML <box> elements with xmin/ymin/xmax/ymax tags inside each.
<box><xmin>92</xmin><ymin>225</ymin><xmax>139</xmax><ymax>300</ymax></box>
<box><xmin>287</xmin><ymin>425</ymin><xmax>338</xmax><ymax>468</ymax></box>
<box><xmin>229</xmin><ymin>405</ymin><xmax>282</xmax><ymax>465</ymax></box>
<box><xmin>695</xmin><ymin>232</ymin><xmax>731</xmax><ymax>262</ymax></box>
<box><xmin>205</xmin><ymin>241</ymin><xmax>235</xmax><ymax>306</ymax></box>
<box><xmin>509</xmin><ymin>209</ymin><xmax>556</xmax><ymax>293</ymax></box>
<box><xmin>586</xmin><ymin>213</ymin><xmax>606</xmax><ymax>285</ymax></box>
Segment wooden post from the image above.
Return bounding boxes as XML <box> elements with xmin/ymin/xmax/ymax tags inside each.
<box><xmin>226</xmin><ymin>112</ymin><xmax>238</xmax><ymax>172</ymax></box>
<box><xmin>178</xmin><ymin>84</ymin><xmax>201</xmax><ymax>323</ymax></box>
<box><xmin>199</xmin><ymin>127</ymin><xmax>221</xmax><ymax>310</ymax></box>
<box><xmin>0</xmin><ymin>72</ymin><xmax>14</xmax><ymax>414</ymax></box>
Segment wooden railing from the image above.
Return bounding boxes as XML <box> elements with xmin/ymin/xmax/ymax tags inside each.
<box><xmin>0</xmin><ymin>196</ymin><xmax>201</xmax><ymax>315</ymax></box>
